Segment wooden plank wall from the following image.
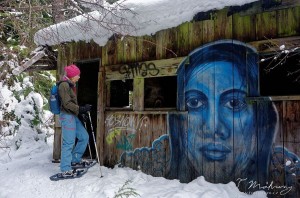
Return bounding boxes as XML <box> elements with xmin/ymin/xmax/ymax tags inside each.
<box><xmin>52</xmin><ymin>41</ymin><xmax>102</xmax><ymax>161</ymax></box>
<box><xmin>274</xmin><ymin>101</ymin><xmax>300</xmax><ymax>161</ymax></box>
<box><xmin>100</xmin><ymin>5</ymin><xmax>300</xmax><ymax>67</ymax></box>
<box><xmin>104</xmin><ymin>112</ymin><xmax>168</xmax><ymax>167</ymax></box>
<box><xmin>54</xmin><ymin>2</ymin><xmax>300</xmax><ymax>192</ymax></box>
<box><xmin>98</xmin><ymin>4</ymin><xmax>300</xmax><ymax>168</ymax></box>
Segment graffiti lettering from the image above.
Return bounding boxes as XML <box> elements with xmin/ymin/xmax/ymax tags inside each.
<box><xmin>116</xmin><ymin>134</ymin><xmax>136</xmax><ymax>151</ymax></box>
<box><xmin>106</xmin><ymin>128</ymin><xmax>121</xmax><ymax>145</ymax></box>
<box><xmin>105</xmin><ymin>114</ymin><xmax>150</xmax><ymax>150</ymax></box>
<box><xmin>106</xmin><ymin>114</ymin><xmax>150</xmax><ymax>134</ymax></box>
<box><xmin>119</xmin><ymin>62</ymin><xmax>159</xmax><ymax>78</ymax></box>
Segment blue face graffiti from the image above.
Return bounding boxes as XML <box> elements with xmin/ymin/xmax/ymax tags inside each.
<box><xmin>119</xmin><ymin>40</ymin><xmax>300</xmax><ymax>196</ymax></box>
<box><xmin>185</xmin><ymin>61</ymin><xmax>252</xmax><ymax>163</ymax></box>
<box><xmin>169</xmin><ymin>40</ymin><xmax>279</xmax><ymax>185</ymax></box>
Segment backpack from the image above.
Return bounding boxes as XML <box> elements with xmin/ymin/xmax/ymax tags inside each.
<box><xmin>49</xmin><ymin>82</ymin><xmax>62</xmax><ymax>114</ymax></box>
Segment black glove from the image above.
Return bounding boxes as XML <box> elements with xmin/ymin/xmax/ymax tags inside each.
<box><xmin>78</xmin><ymin>113</ymin><xmax>88</xmax><ymax>122</ymax></box>
<box><xmin>79</xmin><ymin>104</ymin><xmax>92</xmax><ymax>114</ymax></box>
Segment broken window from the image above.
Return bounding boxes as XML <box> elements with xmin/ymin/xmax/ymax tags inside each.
<box><xmin>108</xmin><ymin>79</ymin><xmax>133</xmax><ymax>108</ymax></box>
<box><xmin>144</xmin><ymin>76</ymin><xmax>177</xmax><ymax>109</ymax></box>
<box><xmin>259</xmin><ymin>51</ymin><xmax>300</xmax><ymax>96</ymax></box>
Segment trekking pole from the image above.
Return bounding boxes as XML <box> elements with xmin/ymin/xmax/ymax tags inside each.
<box><xmin>87</xmin><ymin>111</ymin><xmax>103</xmax><ymax>177</ymax></box>
<box><xmin>83</xmin><ymin>121</ymin><xmax>93</xmax><ymax>160</ymax></box>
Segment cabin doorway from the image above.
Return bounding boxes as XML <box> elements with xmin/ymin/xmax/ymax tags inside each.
<box><xmin>76</xmin><ymin>60</ymin><xmax>99</xmax><ymax>159</ymax></box>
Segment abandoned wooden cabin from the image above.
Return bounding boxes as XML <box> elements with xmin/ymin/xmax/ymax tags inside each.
<box><xmin>34</xmin><ymin>0</ymin><xmax>300</xmax><ymax>196</ymax></box>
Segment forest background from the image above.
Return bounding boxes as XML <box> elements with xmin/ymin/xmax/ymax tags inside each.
<box><xmin>0</xmin><ymin>0</ymin><xmax>120</xmax><ymax>150</ymax></box>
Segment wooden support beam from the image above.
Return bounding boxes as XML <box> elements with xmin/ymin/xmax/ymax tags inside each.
<box><xmin>12</xmin><ymin>51</ymin><xmax>45</xmax><ymax>75</ymax></box>
<box><xmin>247</xmin><ymin>95</ymin><xmax>300</xmax><ymax>101</ymax></box>
<box><xmin>105</xmin><ymin>57</ymin><xmax>184</xmax><ymax>81</ymax></box>
<box><xmin>248</xmin><ymin>36</ymin><xmax>300</xmax><ymax>54</ymax></box>
<box><xmin>133</xmin><ymin>78</ymin><xmax>144</xmax><ymax>111</ymax></box>
<box><xmin>24</xmin><ymin>64</ymin><xmax>57</xmax><ymax>72</ymax></box>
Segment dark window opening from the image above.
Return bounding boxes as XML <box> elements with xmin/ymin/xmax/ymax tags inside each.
<box><xmin>259</xmin><ymin>51</ymin><xmax>300</xmax><ymax>96</ymax></box>
<box><xmin>109</xmin><ymin>79</ymin><xmax>133</xmax><ymax>108</ymax></box>
<box><xmin>144</xmin><ymin>76</ymin><xmax>177</xmax><ymax>108</ymax></box>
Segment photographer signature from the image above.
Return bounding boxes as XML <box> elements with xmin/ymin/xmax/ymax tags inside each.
<box><xmin>236</xmin><ymin>178</ymin><xmax>292</xmax><ymax>195</ymax></box>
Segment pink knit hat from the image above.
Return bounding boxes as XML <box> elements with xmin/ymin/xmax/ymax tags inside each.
<box><xmin>65</xmin><ymin>64</ymin><xmax>80</xmax><ymax>78</ymax></box>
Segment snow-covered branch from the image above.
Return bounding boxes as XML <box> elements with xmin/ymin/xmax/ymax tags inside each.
<box><xmin>34</xmin><ymin>0</ymin><xmax>142</xmax><ymax>46</ymax></box>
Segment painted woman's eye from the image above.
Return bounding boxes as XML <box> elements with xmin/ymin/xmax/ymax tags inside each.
<box><xmin>224</xmin><ymin>98</ymin><xmax>246</xmax><ymax>111</ymax></box>
<box><xmin>186</xmin><ymin>95</ymin><xmax>207</xmax><ymax>110</ymax></box>
<box><xmin>185</xmin><ymin>90</ymin><xmax>207</xmax><ymax>110</ymax></box>
<box><xmin>186</xmin><ymin>97</ymin><xmax>205</xmax><ymax>109</ymax></box>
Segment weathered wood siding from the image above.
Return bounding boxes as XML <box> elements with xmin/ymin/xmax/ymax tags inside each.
<box><xmin>99</xmin><ymin>5</ymin><xmax>300</xmax><ymax>66</ymax></box>
<box><xmin>274</xmin><ymin>100</ymin><xmax>300</xmax><ymax>159</ymax></box>
<box><xmin>54</xmin><ymin>1</ymin><xmax>300</xmax><ymax>196</ymax></box>
<box><xmin>104</xmin><ymin>112</ymin><xmax>168</xmax><ymax>167</ymax></box>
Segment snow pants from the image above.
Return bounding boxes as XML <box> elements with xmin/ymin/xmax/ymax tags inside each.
<box><xmin>59</xmin><ymin>112</ymin><xmax>89</xmax><ymax>172</ymax></box>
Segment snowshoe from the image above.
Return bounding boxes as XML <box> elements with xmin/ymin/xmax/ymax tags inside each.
<box><xmin>49</xmin><ymin>168</ymin><xmax>87</xmax><ymax>181</ymax></box>
<box><xmin>71</xmin><ymin>159</ymin><xmax>97</xmax><ymax>170</ymax></box>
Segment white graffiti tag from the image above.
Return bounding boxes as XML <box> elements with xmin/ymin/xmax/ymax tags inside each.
<box><xmin>105</xmin><ymin>114</ymin><xmax>150</xmax><ymax>135</ymax></box>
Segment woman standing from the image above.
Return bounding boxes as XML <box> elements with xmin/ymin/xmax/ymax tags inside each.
<box><xmin>58</xmin><ymin>64</ymin><xmax>92</xmax><ymax>177</ymax></box>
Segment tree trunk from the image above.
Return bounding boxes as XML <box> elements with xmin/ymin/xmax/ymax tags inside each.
<box><xmin>52</xmin><ymin>0</ymin><xmax>65</xmax><ymax>23</ymax></box>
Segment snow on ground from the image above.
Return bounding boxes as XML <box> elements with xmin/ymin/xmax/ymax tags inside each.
<box><xmin>0</xmin><ymin>135</ymin><xmax>267</xmax><ymax>198</ymax></box>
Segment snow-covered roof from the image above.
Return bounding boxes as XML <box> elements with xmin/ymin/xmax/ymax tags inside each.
<box><xmin>34</xmin><ymin>0</ymin><xmax>258</xmax><ymax>47</ymax></box>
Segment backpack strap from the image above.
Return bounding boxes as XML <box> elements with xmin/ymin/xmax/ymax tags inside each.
<box><xmin>56</xmin><ymin>81</ymin><xmax>70</xmax><ymax>110</ymax></box>
<box><xmin>56</xmin><ymin>80</ymin><xmax>73</xmax><ymax>109</ymax></box>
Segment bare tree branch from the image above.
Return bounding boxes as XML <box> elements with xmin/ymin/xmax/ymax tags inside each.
<box><xmin>0</xmin><ymin>5</ymin><xmax>52</xmax><ymax>12</ymax></box>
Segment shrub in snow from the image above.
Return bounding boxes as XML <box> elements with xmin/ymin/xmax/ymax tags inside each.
<box><xmin>0</xmin><ymin>50</ymin><xmax>54</xmax><ymax>151</ymax></box>
<box><xmin>114</xmin><ymin>180</ymin><xmax>140</xmax><ymax>198</ymax></box>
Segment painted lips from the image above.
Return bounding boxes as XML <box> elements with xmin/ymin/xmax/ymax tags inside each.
<box><xmin>201</xmin><ymin>143</ymin><xmax>231</xmax><ymax>161</ymax></box>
